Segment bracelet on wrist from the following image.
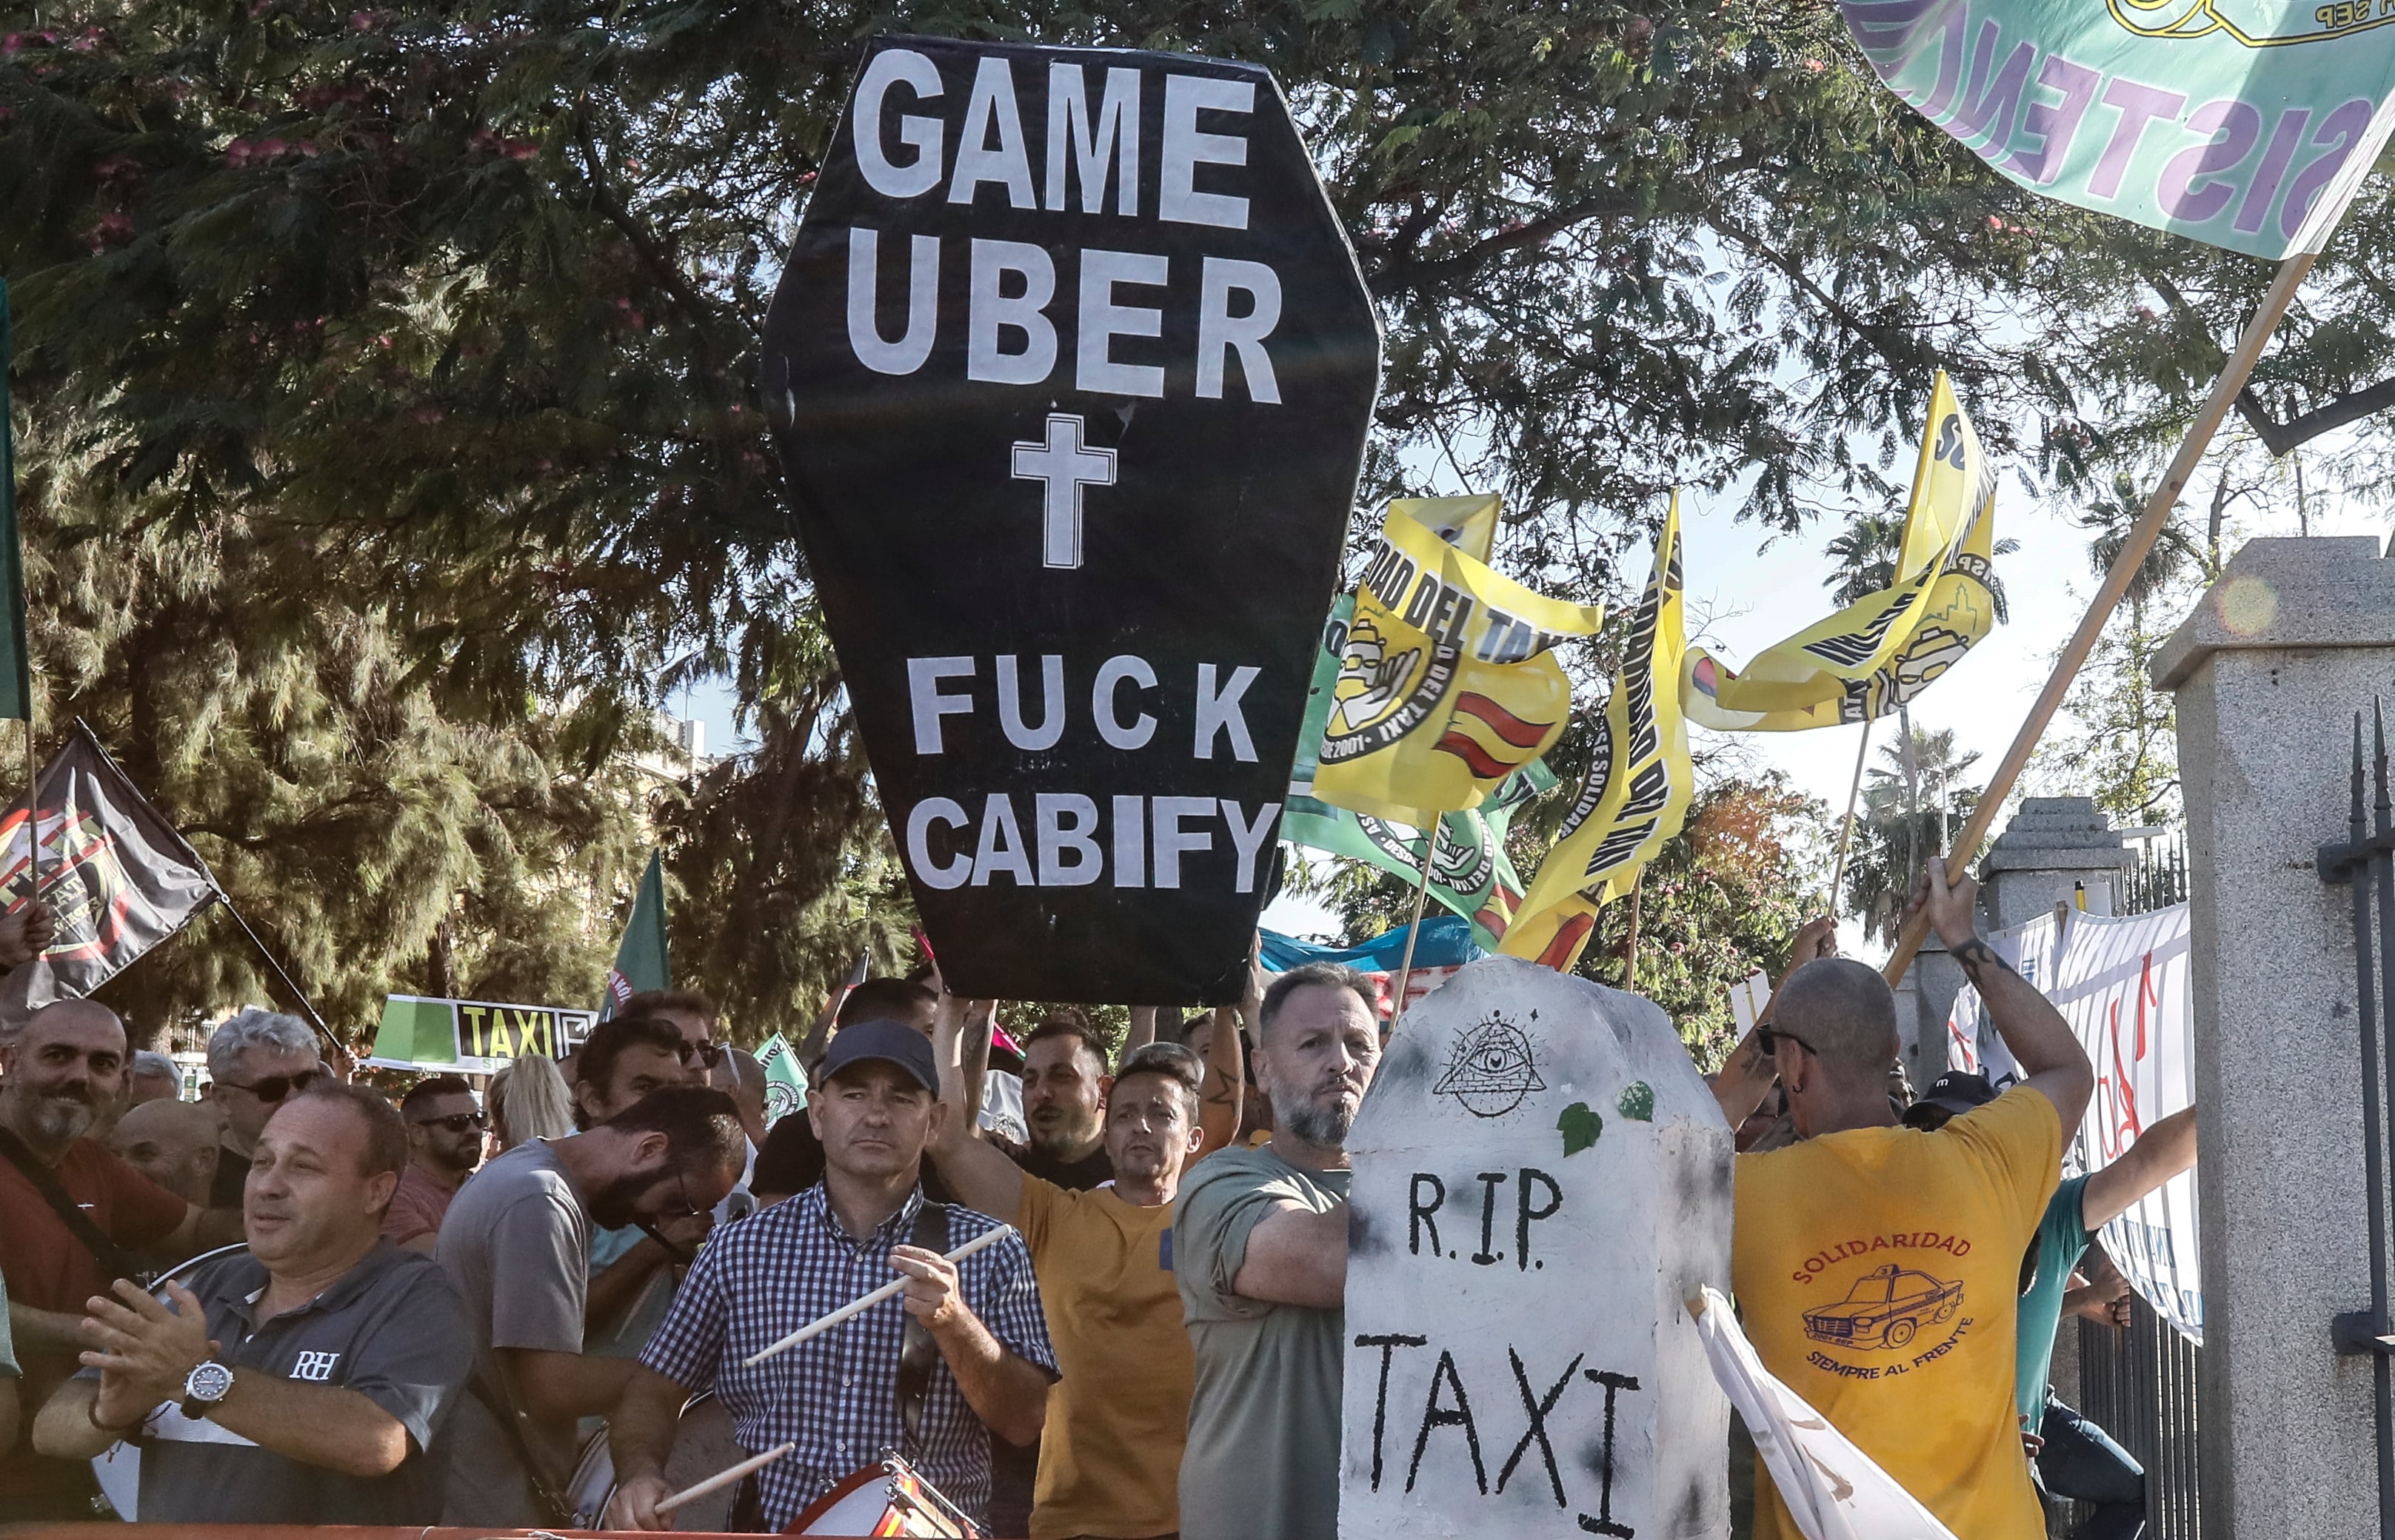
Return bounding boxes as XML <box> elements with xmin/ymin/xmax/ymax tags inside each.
<box><xmin>85</xmin><ymin>1393</ymin><xmax>144</xmax><ymax>1436</ymax></box>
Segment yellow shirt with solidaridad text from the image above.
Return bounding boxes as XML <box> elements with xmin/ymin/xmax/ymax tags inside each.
<box><xmin>1733</xmin><ymin>1086</ymin><xmax>2060</xmax><ymax>1540</ymax></box>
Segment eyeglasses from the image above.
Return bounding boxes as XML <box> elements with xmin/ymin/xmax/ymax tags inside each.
<box><xmin>224</xmin><ymin>1067</ymin><xmax>327</xmax><ymax>1103</ymax></box>
<box><xmin>1756</xmin><ymin>1025</ymin><xmax>1817</xmax><ymax>1061</ymax></box>
<box><xmin>410</xmin><ymin>1111</ymin><xmax>486</xmax><ymax>1134</ymax></box>
<box><xmin>655</xmin><ymin>1168</ymin><xmax>707</xmax><ymax>1221</ymax></box>
<box><xmin>679</xmin><ymin>1040</ymin><xmax>726</xmax><ymax>1069</ymax></box>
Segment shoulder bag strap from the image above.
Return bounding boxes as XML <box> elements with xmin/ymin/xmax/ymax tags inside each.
<box><xmin>895</xmin><ymin>1199</ymin><xmax>948</xmax><ymax>1454</ymax></box>
<box><xmin>0</xmin><ymin>1123</ymin><xmax>147</xmax><ymax>1283</ymax></box>
<box><xmin>463</xmin><ymin>1370</ymin><xmax>581</xmax><ymax>1528</ymax></box>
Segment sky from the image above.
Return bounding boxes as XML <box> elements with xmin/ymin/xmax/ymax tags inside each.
<box><xmin>675</xmin><ymin>429</ymin><xmax>2382</xmax><ymax>957</ymax></box>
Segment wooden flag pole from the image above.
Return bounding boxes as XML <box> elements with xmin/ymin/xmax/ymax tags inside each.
<box><xmin>1882</xmin><ymin>250</ymin><xmax>2318</xmax><ymax>985</ymax></box>
<box><xmin>1827</xmin><ymin>717</ymin><xmax>1874</xmax><ymax>917</ymax></box>
<box><xmin>1389</xmin><ymin>831</ymin><xmax>1438</xmax><ymax>1022</ymax></box>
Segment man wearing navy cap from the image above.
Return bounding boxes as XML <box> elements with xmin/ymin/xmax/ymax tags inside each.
<box><xmin>608</xmin><ymin>1020</ymin><xmax>1057</xmax><ymax>1533</ymax></box>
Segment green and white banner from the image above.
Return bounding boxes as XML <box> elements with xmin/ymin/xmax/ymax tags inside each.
<box><xmin>366</xmin><ymin>993</ymin><xmax>598</xmax><ymax>1074</ymax></box>
<box><xmin>1840</xmin><ymin>0</ymin><xmax>2395</xmax><ymax>257</ymax></box>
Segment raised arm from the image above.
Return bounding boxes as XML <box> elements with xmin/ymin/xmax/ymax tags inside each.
<box><xmin>1123</xmin><ymin>1006</ymin><xmax>1158</xmax><ymax>1051</ymax></box>
<box><xmin>796</xmin><ymin>951</ymin><xmax>868</xmax><ymax>1075</ymax></box>
<box><xmin>1911</xmin><ymin>857</ymin><xmax>2094</xmax><ymax>1130</ymax></box>
<box><xmin>1195</xmin><ymin>945</ymin><xmax>1263</xmax><ymax>1159</ymax></box>
<box><xmin>1709</xmin><ymin>916</ymin><xmax>1837</xmax><ymax>1128</ymax></box>
<box><xmin>2082</xmin><ymin>1105</ymin><xmax>2197</xmax><ymax>1231</ymax></box>
<box><xmin>929</xmin><ymin>994</ymin><xmax>1026</xmax><ymax>1219</ymax></box>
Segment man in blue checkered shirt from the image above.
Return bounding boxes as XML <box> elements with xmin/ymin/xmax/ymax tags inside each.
<box><xmin>607</xmin><ymin>1019</ymin><xmax>1055</xmax><ymax>1531</ymax></box>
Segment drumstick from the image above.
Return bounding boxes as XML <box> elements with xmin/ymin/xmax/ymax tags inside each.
<box><xmin>656</xmin><ymin>1440</ymin><xmax>796</xmax><ymax>1516</ymax></box>
<box><xmin>741</xmin><ymin>1225</ymin><xmax>1014</xmax><ymax>1367</ymax></box>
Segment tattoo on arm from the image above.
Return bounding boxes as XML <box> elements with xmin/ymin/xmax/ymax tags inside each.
<box><xmin>1203</xmin><ymin>1068</ymin><xmax>1237</xmax><ymax>1108</ymax></box>
<box><xmin>1951</xmin><ymin>937</ymin><xmax>2014</xmax><ymax>984</ymax></box>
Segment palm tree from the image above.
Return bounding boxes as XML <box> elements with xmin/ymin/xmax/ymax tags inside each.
<box><xmin>2077</xmin><ymin>471</ymin><xmax>2199</xmax><ymax>629</ymax></box>
<box><xmin>1845</xmin><ymin>726</ymin><xmax>1985</xmax><ymax>943</ymax></box>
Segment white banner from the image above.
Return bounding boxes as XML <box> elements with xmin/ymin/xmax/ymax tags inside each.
<box><xmin>1943</xmin><ymin>905</ymin><xmax>2200</xmax><ymax>1344</ymax></box>
<box><xmin>1691</xmin><ymin>1288</ymin><xmax>1960</xmax><ymax>1540</ymax></box>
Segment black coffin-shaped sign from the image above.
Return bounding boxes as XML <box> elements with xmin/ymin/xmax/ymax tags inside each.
<box><xmin>764</xmin><ymin>36</ymin><xmax>1380</xmax><ymax>1004</ymax></box>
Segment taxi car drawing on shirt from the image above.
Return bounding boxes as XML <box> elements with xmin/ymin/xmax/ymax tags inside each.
<box><xmin>1801</xmin><ymin>1263</ymin><xmax>1964</xmax><ymax>1350</ymax></box>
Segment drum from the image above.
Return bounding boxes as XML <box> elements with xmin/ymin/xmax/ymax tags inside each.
<box><xmin>89</xmin><ymin>1243</ymin><xmax>251</xmax><ymax>1520</ymax></box>
<box><xmin>784</xmin><ymin>1454</ymin><xmax>981</xmax><ymax>1538</ymax></box>
<box><xmin>567</xmin><ymin>1389</ymin><xmax>747</xmax><ymax>1530</ymax></box>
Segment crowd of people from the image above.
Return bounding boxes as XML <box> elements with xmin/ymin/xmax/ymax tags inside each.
<box><xmin>0</xmin><ymin>861</ymin><xmax>2194</xmax><ymax>1539</ymax></box>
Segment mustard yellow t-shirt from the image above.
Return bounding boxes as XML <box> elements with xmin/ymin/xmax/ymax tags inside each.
<box><xmin>1732</xmin><ymin>1087</ymin><xmax>2060</xmax><ymax>1540</ymax></box>
<box><xmin>1014</xmin><ymin>1174</ymin><xmax>1191</xmax><ymax>1540</ymax></box>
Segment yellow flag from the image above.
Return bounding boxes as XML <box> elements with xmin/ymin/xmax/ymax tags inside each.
<box><xmin>1503</xmin><ymin>497</ymin><xmax>1694</xmax><ymax>972</ymax></box>
<box><xmin>1389</xmin><ymin>493</ymin><xmax>1502</xmax><ymax>563</ymax></box>
<box><xmin>1682</xmin><ymin>372</ymin><xmax>1999</xmax><ymax>731</ymax></box>
<box><xmin>1313</xmin><ymin>499</ymin><xmax>1604</xmax><ymax>827</ymax></box>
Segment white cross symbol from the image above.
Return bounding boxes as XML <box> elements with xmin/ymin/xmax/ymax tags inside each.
<box><xmin>1010</xmin><ymin>413</ymin><xmax>1117</xmax><ymax>571</ymax></box>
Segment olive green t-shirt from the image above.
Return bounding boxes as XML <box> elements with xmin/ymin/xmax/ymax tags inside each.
<box><xmin>1172</xmin><ymin>1145</ymin><xmax>1351</xmax><ymax>1540</ymax></box>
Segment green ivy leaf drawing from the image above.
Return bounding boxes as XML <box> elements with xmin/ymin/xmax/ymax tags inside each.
<box><xmin>1558</xmin><ymin>1101</ymin><xmax>1603</xmax><ymax>1156</ymax></box>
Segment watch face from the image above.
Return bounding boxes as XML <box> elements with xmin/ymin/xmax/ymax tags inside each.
<box><xmin>185</xmin><ymin>1362</ymin><xmax>234</xmax><ymax>1403</ymax></box>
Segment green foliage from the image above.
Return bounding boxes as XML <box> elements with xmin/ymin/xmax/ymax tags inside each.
<box><xmin>1588</xmin><ymin>773</ymin><xmax>1826</xmax><ymax>1071</ymax></box>
<box><xmin>18</xmin><ymin>438</ymin><xmax>653</xmax><ymax>1042</ymax></box>
<box><xmin>1840</xmin><ymin>723</ymin><xmax>1980</xmax><ymax>945</ymax></box>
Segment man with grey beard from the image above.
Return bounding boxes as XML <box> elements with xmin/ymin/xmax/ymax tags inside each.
<box><xmin>1173</xmin><ymin>962</ymin><xmax>1381</xmax><ymax>1540</ymax></box>
<box><xmin>0</xmin><ymin>1000</ymin><xmax>241</xmax><ymax>1516</ymax></box>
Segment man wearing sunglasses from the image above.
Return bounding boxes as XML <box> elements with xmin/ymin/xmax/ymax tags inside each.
<box><xmin>203</xmin><ymin>1008</ymin><xmax>330</xmax><ymax>1213</ymax></box>
<box><xmin>384</xmin><ymin>1077</ymin><xmax>484</xmax><ymax>1254</ymax></box>
<box><xmin>618</xmin><ymin>989</ymin><xmax>725</xmax><ymax>1086</ymax></box>
<box><xmin>1729</xmin><ymin>859</ymin><xmax>2094</xmax><ymax>1540</ymax></box>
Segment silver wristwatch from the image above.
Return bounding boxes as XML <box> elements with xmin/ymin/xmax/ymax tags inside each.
<box><xmin>180</xmin><ymin>1360</ymin><xmax>234</xmax><ymax>1419</ymax></box>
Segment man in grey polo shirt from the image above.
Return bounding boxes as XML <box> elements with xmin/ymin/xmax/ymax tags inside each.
<box><xmin>31</xmin><ymin>1083</ymin><xmax>473</xmax><ymax>1523</ymax></box>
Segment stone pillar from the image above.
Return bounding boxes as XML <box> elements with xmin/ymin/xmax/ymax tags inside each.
<box><xmin>2154</xmin><ymin>535</ymin><xmax>2395</xmax><ymax>1540</ymax></box>
<box><xmin>1897</xmin><ymin>937</ymin><xmax>1965</xmax><ymax>1091</ymax></box>
<box><xmin>1340</xmin><ymin>956</ymin><xmax>1732</xmax><ymax>1539</ymax></box>
<box><xmin>1977</xmin><ymin>796</ymin><xmax>2134</xmax><ymax>929</ymax></box>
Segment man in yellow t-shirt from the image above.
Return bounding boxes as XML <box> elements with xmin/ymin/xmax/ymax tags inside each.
<box><xmin>931</xmin><ymin>1023</ymin><xmax>1216</xmax><ymax>1540</ymax></box>
<box><xmin>1729</xmin><ymin>858</ymin><xmax>2093</xmax><ymax>1540</ymax></box>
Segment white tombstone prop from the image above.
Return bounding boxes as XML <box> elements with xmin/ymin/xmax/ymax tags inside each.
<box><xmin>1340</xmin><ymin>956</ymin><xmax>1733</xmax><ymax>1540</ymax></box>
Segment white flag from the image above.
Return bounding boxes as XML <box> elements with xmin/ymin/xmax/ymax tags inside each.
<box><xmin>1689</xmin><ymin>1289</ymin><xmax>1959</xmax><ymax>1540</ymax></box>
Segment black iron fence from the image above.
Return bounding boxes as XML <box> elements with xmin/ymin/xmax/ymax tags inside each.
<box><xmin>2314</xmin><ymin>706</ymin><xmax>2395</xmax><ymax>1539</ymax></box>
<box><xmin>2118</xmin><ymin>833</ymin><xmax>2188</xmax><ymax>915</ymax></box>
<box><xmin>2070</xmin><ymin>827</ymin><xmax>2202</xmax><ymax>1539</ymax></box>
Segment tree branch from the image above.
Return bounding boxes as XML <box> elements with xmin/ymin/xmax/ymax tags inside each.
<box><xmin>568</xmin><ymin>113</ymin><xmax>731</xmax><ymax>403</ymax></box>
<box><xmin>2140</xmin><ymin>266</ymin><xmax>2395</xmax><ymax>457</ymax></box>
<box><xmin>2235</xmin><ymin>376</ymin><xmax>2395</xmax><ymax>458</ymax></box>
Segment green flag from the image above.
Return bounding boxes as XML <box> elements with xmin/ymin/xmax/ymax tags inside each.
<box><xmin>600</xmin><ymin>850</ymin><xmax>669</xmax><ymax>1020</ymax></box>
<box><xmin>1838</xmin><ymin>0</ymin><xmax>2395</xmax><ymax>259</ymax></box>
<box><xmin>0</xmin><ymin>281</ymin><xmax>34</xmax><ymax>721</ymax></box>
<box><xmin>1285</xmin><ymin>595</ymin><xmax>1554</xmax><ymax>948</ymax></box>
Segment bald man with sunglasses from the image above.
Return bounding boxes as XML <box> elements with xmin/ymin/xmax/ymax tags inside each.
<box><xmin>1717</xmin><ymin>862</ymin><xmax>2094</xmax><ymax>1540</ymax></box>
